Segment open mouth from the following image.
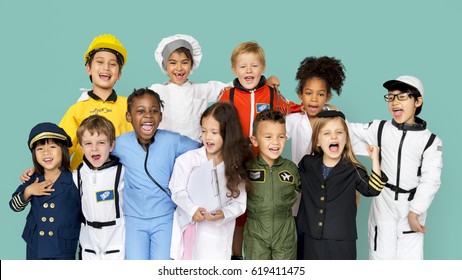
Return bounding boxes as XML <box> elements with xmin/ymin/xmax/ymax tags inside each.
<box><xmin>329</xmin><ymin>143</ymin><xmax>339</xmax><ymax>153</ymax></box>
<box><xmin>91</xmin><ymin>154</ymin><xmax>101</xmax><ymax>161</ymax></box>
<box><xmin>141</xmin><ymin>122</ymin><xmax>154</xmax><ymax>134</ymax></box>
<box><xmin>392</xmin><ymin>108</ymin><xmax>404</xmax><ymax>118</ymax></box>
<box><xmin>269</xmin><ymin>147</ymin><xmax>280</xmax><ymax>154</ymax></box>
<box><xmin>99</xmin><ymin>73</ymin><xmax>111</xmax><ymax>81</ymax></box>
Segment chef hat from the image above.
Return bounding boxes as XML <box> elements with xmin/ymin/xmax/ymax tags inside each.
<box><xmin>154</xmin><ymin>34</ymin><xmax>202</xmax><ymax>74</ymax></box>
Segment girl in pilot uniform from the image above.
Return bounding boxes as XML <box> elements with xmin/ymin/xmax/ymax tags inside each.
<box><xmin>297</xmin><ymin>111</ymin><xmax>387</xmax><ymax>260</ymax></box>
<box><xmin>10</xmin><ymin>122</ymin><xmax>81</xmax><ymax>260</ymax></box>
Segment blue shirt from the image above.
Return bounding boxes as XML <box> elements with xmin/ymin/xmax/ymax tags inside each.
<box><xmin>112</xmin><ymin>130</ymin><xmax>200</xmax><ymax>219</ymax></box>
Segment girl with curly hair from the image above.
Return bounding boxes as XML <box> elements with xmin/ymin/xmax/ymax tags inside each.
<box><xmin>169</xmin><ymin>102</ymin><xmax>253</xmax><ymax>260</ymax></box>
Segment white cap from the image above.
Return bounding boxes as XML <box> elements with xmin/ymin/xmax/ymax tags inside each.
<box><xmin>383</xmin><ymin>75</ymin><xmax>424</xmax><ymax>97</ymax></box>
<box><xmin>154</xmin><ymin>34</ymin><xmax>202</xmax><ymax>74</ymax></box>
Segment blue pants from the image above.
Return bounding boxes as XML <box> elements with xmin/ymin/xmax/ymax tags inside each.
<box><xmin>125</xmin><ymin>213</ymin><xmax>173</xmax><ymax>260</ymax></box>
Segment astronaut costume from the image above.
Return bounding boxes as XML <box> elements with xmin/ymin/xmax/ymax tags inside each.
<box><xmin>76</xmin><ymin>155</ymin><xmax>125</xmax><ymax>260</ymax></box>
<box><xmin>348</xmin><ymin>76</ymin><xmax>443</xmax><ymax>259</ymax></box>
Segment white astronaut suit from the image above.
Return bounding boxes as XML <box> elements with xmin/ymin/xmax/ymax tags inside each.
<box><xmin>349</xmin><ymin>117</ymin><xmax>442</xmax><ymax>259</ymax></box>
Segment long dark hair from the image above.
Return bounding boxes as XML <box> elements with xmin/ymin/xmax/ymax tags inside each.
<box><xmin>201</xmin><ymin>103</ymin><xmax>253</xmax><ymax>197</ymax></box>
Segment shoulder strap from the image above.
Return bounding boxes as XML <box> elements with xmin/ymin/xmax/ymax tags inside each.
<box><xmin>417</xmin><ymin>133</ymin><xmax>436</xmax><ymax>176</ymax></box>
<box><xmin>269</xmin><ymin>86</ymin><xmax>274</xmax><ymax>109</ymax></box>
<box><xmin>113</xmin><ymin>163</ymin><xmax>123</xmax><ymax>219</ymax></box>
<box><xmin>229</xmin><ymin>88</ymin><xmax>235</xmax><ymax>104</ymax></box>
<box><xmin>377</xmin><ymin>120</ymin><xmax>386</xmax><ymax>163</ymax></box>
<box><xmin>77</xmin><ymin>163</ymin><xmax>83</xmax><ymax>196</ymax></box>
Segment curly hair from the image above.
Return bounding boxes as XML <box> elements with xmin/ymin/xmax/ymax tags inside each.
<box><xmin>295</xmin><ymin>56</ymin><xmax>346</xmax><ymax>96</ymax></box>
<box><xmin>201</xmin><ymin>103</ymin><xmax>253</xmax><ymax>197</ymax></box>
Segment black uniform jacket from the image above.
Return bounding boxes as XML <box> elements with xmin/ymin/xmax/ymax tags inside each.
<box><xmin>296</xmin><ymin>155</ymin><xmax>387</xmax><ymax>241</ymax></box>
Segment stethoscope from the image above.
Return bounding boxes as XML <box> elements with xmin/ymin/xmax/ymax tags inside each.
<box><xmin>140</xmin><ymin>137</ymin><xmax>171</xmax><ymax>197</ymax></box>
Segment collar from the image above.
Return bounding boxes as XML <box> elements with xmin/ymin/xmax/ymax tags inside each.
<box><xmin>88</xmin><ymin>90</ymin><xmax>118</xmax><ymax>102</ymax></box>
<box><xmin>83</xmin><ymin>155</ymin><xmax>120</xmax><ymax>171</ymax></box>
<box><xmin>233</xmin><ymin>76</ymin><xmax>267</xmax><ymax>92</ymax></box>
<box><xmin>255</xmin><ymin>153</ymin><xmax>285</xmax><ymax>167</ymax></box>
<box><xmin>391</xmin><ymin>117</ymin><xmax>427</xmax><ymax>131</ymax></box>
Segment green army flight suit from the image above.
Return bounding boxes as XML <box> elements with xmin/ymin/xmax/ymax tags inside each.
<box><xmin>244</xmin><ymin>155</ymin><xmax>301</xmax><ymax>260</ymax></box>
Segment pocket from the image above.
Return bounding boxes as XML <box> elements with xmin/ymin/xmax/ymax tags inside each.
<box><xmin>373</xmin><ymin>226</ymin><xmax>378</xmax><ymax>251</ymax></box>
<box><xmin>21</xmin><ymin>218</ymin><xmax>37</xmax><ymax>243</ymax></box>
<box><xmin>58</xmin><ymin>226</ymin><xmax>80</xmax><ymax>254</ymax></box>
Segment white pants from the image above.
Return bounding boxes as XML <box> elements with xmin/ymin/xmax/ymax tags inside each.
<box><xmin>368</xmin><ymin>188</ymin><xmax>425</xmax><ymax>260</ymax></box>
<box><xmin>79</xmin><ymin>220</ymin><xmax>125</xmax><ymax>260</ymax></box>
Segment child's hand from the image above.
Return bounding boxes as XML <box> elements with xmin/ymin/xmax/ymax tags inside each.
<box><xmin>367</xmin><ymin>145</ymin><xmax>380</xmax><ymax>160</ymax></box>
<box><xmin>23</xmin><ymin>178</ymin><xmax>55</xmax><ymax>200</ymax></box>
<box><xmin>20</xmin><ymin>167</ymin><xmax>34</xmax><ymax>183</ymax></box>
<box><xmin>266</xmin><ymin>76</ymin><xmax>280</xmax><ymax>87</ymax></box>
<box><xmin>203</xmin><ymin>210</ymin><xmax>224</xmax><ymax>221</ymax></box>
<box><xmin>192</xmin><ymin>207</ymin><xmax>206</xmax><ymax>223</ymax></box>
<box><xmin>408</xmin><ymin>211</ymin><xmax>427</xmax><ymax>234</ymax></box>
<box><xmin>324</xmin><ymin>104</ymin><xmax>339</xmax><ymax>111</ymax></box>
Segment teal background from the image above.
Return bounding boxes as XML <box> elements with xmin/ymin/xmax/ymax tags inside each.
<box><xmin>0</xmin><ymin>0</ymin><xmax>459</xmax><ymax>260</ymax></box>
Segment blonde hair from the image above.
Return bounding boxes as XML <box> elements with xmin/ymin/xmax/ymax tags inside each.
<box><xmin>310</xmin><ymin>116</ymin><xmax>366</xmax><ymax>171</ymax></box>
<box><xmin>230</xmin><ymin>41</ymin><xmax>266</xmax><ymax>68</ymax></box>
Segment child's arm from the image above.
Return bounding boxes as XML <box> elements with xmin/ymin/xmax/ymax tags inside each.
<box><xmin>408</xmin><ymin>136</ymin><xmax>443</xmax><ymax>233</ymax></box>
<box><xmin>10</xmin><ymin>177</ymin><xmax>55</xmax><ymax>212</ymax></box>
<box><xmin>356</xmin><ymin>145</ymin><xmax>387</xmax><ymax>197</ymax></box>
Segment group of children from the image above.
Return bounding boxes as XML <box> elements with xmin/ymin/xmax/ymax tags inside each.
<box><xmin>11</xmin><ymin>33</ymin><xmax>443</xmax><ymax>261</ymax></box>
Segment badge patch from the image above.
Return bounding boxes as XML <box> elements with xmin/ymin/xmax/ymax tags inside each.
<box><xmin>278</xmin><ymin>171</ymin><xmax>294</xmax><ymax>183</ymax></box>
<box><xmin>256</xmin><ymin>104</ymin><xmax>270</xmax><ymax>113</ymax></box>
<box><xmin>96</xmin><ymin>190</ymin><xmax>115</xmax><ymax>202</ymax></box>
<box><xmin>248</xmin><ymin>169</ymin><xmax>265</xmax><ymax>182</ymax></box>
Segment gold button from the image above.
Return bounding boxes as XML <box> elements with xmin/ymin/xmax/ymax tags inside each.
<box><xmin>318</xmin><ymin>222</ymin><xmax>323</xmax><ymax>227</ymax></box>
<box><xmin>319</xmin><ymin>209</ymin><xmax>324</xmax><ymax>214</ymax></box>
<box><xmin>39</xmin><ymin>231</ymin><xmax>45</xmax><ymax>236</ymax></box>
<box><xmin>50</xmin><ymin>203</ymin><xmax>55</xmax><ymax>209</ymax></box>
<box><xmin>43</xmin><ymin>203</ymin><xmax>49</xmax><ymax>208</ymax></box>
<box><xmin>49</xmin><ymin>217</ymin><xmax>54</xmax><ymax>223</ymax></box>
<box><xmin>48</xmin><ymin>231</ymin><xmax>54</xmax><ymax>236</ymax></box>
<box><xmin>321</xmin><ymin>184</ymin><xmax>325</xmax><ymax>189</ymax></box>
<box><xmin>41</xmin><ymin>217</ymin><xmax>46</xmax><ymax>222</ymax></box>
<box><xmin>320</xmin><ymin>196</ymin><xmax>325</xmax><ymax>201</ymax></box>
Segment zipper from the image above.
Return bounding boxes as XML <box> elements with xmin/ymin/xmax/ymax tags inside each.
<box><xmin>249</xmin><ymin>90</ymin><xmax>255</xmax><ymax>136</ymax></box>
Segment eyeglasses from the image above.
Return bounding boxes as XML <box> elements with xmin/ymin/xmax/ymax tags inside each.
<box><xmin>384</xmin><ymin>92</ymin><xmax>413</xmax><ymax>102</ymax></box>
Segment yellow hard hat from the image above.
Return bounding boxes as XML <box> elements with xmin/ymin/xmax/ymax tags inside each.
<box><xmin>84</xmin><ymin>34</ymin><xmax>127</xmax><ymax>67</ymax></box>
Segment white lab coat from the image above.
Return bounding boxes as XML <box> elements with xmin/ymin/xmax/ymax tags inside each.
<box><xmin>169</xmin><ymin>147</ymin><xmax>246</xmax><ymax>260</ymax></box>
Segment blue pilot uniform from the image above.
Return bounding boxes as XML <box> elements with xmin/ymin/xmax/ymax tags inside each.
<box><xmin>9</xmin><ymin>122</ymin><xmax>82</xmax><ymax>260</ymax></box>
<box><xmin>10</xmin><ymin>172</ymin><xmax>81</xmax><ymax>259</ymax></box>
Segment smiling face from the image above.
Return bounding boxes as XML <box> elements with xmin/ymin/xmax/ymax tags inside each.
<box><xmin>34</xmin><ymin>139</ymin><xmax>63</xmax><ymax>173</ymax></box>
<box><xmin>86</xmin><ymin>51</ymin><xmax>122</xmax><ymax>95</ymax></box>
<box><xmin>166</xmin><ymin>51</ymin><xmax>192</xmax><ymax>85</ymax></box>
<box><xmin>299</xmin><ymin>77</ymin><xmax>331</xmax><ymax>122</ymax></box>
<box><xmin>250</xmin><ymin>120</ymin><xmax>287</xmax><ymax>167</ymax></box>
<box><xmin>201</xmin><ymin>116</ymin><xmax>224</xmax><ymax>163</ymax></box>
<box><xmin>232</xmin><ymin>52</ymin><xmax>266</xmax><ymax>90</ymax></box>
<box><xmin>126</xmin><ymin>93</ymin><xmax>162</xmax><ymax>144</ymax></box>
<box><xmin>316</xmin><ymin>118</ymin><xmax>347</xmax><ymax>167</ymax></box>
<box><xmin>387</xmin><ymin>90</ymin><xmax>422</xmax><ymax>124</ymax></box>
<box><xmin>80</xmin><ymin>129</ymin><xmax>114</xmax><ymax>168</ymax></box>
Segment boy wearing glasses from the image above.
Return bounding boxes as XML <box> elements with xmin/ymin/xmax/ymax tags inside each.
<box><xmin>348</xmin><ymin>75</ymin><xmax>443</xmax><ymax>259</ymax></box>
